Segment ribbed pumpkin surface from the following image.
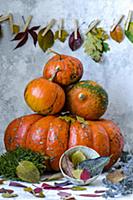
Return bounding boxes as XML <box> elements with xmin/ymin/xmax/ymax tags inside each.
<box><xmin>66</xmin><ymin>80</ymin><xmax>108</xmax><ymax>120</ymax></box>
<box><xmin>43</xmin><ymin>54</ymin><xmax>83</xmax><ymax>86</ymax></box>
<box><xmin>4</xmin><ymin>114</ymin><xmax>124</xmax><ymax>171</ymax></box>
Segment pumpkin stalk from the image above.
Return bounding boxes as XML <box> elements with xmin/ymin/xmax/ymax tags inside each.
<box><xmin>48</xmin><ymin>49</ymin><xmax>62</xmax><ymax>60</ymax></box>
<box><xmin>49</xmin><ymin>66</ymin><xmax>61</xmax><ymax>81</ymax></box>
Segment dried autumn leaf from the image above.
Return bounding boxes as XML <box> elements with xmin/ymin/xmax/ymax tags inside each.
<box><xmin>70</xmin><ymin>150</ymin><xmax>86</xmax><ymax>167</ymax></box>
<box><xmin>110</xmin><ymin>25</ymin><xmax>124</xmax><ymax>43</ymax></box>
<box><xmin>12</xmin><ymin>24</ymin><xmax>20</xmax><ymax>34</ymax></box>
<box><xmin>78</xmin><ymin>156</ymin><xmax>110</xmax><ymax>177</ymax></box>
<box><xmin>0</xmin><ymin>188</ymin><xmax>14</xmax><ymax>194</ymax></box>
<box><xmin>14</xmin><ymin>32</ymin><xmax>28</xmax><ymax>49</ymax></box>
<box><xmin>72</xmin><ymin>169</ymin><xmax>83</xmax><ymax>179</ymax></box>
<box><xmin>16</xmin><ymin>160</ymin><xmax>40</xmax><ymax>183</ymax></box>
<box><xmin>54</xmin><ymin>29</ymin><xmax>68</xmax><ymax>42</ymax></box>
<box><xmin>57</xmin><ymin>191</ymin><xmax>72</xmax><ymax>198</ymax></box>
<box><xmin>125</xmin><ymin>22</ymin><xmax>133</xmax><ymax>43</ymax></box>
<box><xmin>38</xmin><ymin>28</ymin><xmax>54</xmax><ymax>52</ymax></box>
<box><xmin>69</xmin><ymin>29</ymin><xmax>83</xmax><ymax>51</ymax></box>
<box><xmin>83</xmin><ymin>27</ymin><xmax>110</xmax><ymax>62</ymax></box>
<box><xmin>2</xmin><ymin>192</ymin><xmax>18</xmax><ymax>198</ymax></box>
<box><xmin>106</xmin><ymin>169</ymin><xmax>126</xmax><ymax>183</ymax></box>
<box><xmin>12</xmin><ymin>26</ymin><xmax>40</xmax><ymax>49</ymax></box>
<box><xmin>61</xmin><ymin>155</ymin><xmax>74</xmax><ymax>177</ymax></box>
<box><xmin>71</xmin><ymin>186</ymin><xmax>87</xmax><ymax>191</ymax></box>
<box><xmin>80</xmin><ymin>168</ymin><xmax>91</xmax><ymax>181</ymax></box>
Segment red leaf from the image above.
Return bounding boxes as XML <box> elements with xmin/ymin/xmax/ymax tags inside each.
<box><xmin>11</xmin><ymin>32</ymin><xmax>26</xmax><ymax>41</ymax></box>
<box><xmin>28</xmin><ymin>30</ymin><xmax>38</xmax><ymax>46</ymax></box>
<box><xmin>80</xmin><ymin>168</ymin><xmax>91</xmax><ymax>181</ymax></box>
<box><xmin>0</xmin><ymin>188</ymin><xmax>14</xmax><ymax>194</ymax></box>
<box><xmin>69</xmin><ymin>29</ymin><xmax>83</xmax><ymax>51</ymax></box>
<box><xmin>14</xmin><ymin>32</ymin><xmax>28</xmax><ymax>49</ymax></box>
<box><xmin>29</xmin><ymin>26</ymin><xmax>40</xmax><ymax>31</ymax></box>
<box><xmin>41</xmin><ymin>183</ymin><xmax>71</xmax><ymax>190</ymax></box>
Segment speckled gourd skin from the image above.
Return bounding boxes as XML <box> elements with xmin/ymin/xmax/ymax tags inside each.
<box><xmin>66</xmin><ymin>80</ymin><xmax>108</xmax><ymax>120</ymax></box>
<box><xmin>43</xmin><ymin>54</ymin><xmax>83</xmax><ymax>86</ymax></box>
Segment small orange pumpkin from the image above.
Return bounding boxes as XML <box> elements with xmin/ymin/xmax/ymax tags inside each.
<box><xmin>43</xmin><ymin>51</ymin><xmax>83</xmax><ymax>86</ymax></box>
<box><xmin>24</xmin><ymin>77</ymin><xmax>65</xmax><ymax>115</ymax></box>
<box><xmin>4</xmin><ymin>114</ymin><xmax>124</xmax><ymax>171</ymax></box>
<box><xmin>66</xmin><ymin>80</ymin><xmax>108</xmax><ymax>120</ymax></box>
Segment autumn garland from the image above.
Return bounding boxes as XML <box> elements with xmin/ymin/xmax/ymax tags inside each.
<box><xmin>0</xmin><ymin>12</ymin><xmax>133</xmax><ymax>62</ymax></box>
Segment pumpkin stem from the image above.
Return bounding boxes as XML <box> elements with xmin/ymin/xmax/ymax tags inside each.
<box><xmin>49</xmin><ymin>66</ymin><xmax>61</xmax><ymax>81</ymax></box>
<box><xmin>48</xmin><ymin>49</ymin><xmax>62</xmax><ymax>60</ymax></box>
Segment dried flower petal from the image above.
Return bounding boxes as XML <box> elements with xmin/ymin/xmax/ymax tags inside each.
<box><xmin>57</xmin><ymin>191</ymin><xmax>72</xmax><ymax>198</ymax></box>
<box><xmin>80</xmin><ymin>169</ymin><xmax>91</xmax><ymax>181</ymax></box>
<box><xmin>0</xmin><ymin>188</ymin><xmax>14</xmax><ymax>194</ymax></box>
<box><xmin>41</xmin><ymin>183</ymin><xmax>71</xmax><ymax>190</ymax></box>
<box><xmin>71</xmin><ymin>186</ymin><xmax>87</xmax><ymax>191</ymax></box>
<box><xmin>9</xmin><ymin>181</ymin><xmax>27</xmax><ymax>188</ymax></box>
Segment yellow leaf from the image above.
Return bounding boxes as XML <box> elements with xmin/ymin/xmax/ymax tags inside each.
<box><xmin>110</xmin><ymin>25</ymin><xmax>124</xmax><ymax>43</ymax></box>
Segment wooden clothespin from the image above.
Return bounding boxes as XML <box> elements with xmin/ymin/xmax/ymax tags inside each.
<box><xmin>42</xmin><ymin>19</ymin><xmax>56</xmax><ymax>37</ymax></box>
<box><xmin>110</xmin><ymin>15</ymin><xmax>124</xmax><ymax>32</ymax></box>
<box><xmin>23</xmin><ymin>15</ymin><xmax>33</xmax><ymax>32</ymax></box>
<box><xmin>125</xmin><ymin>10</ymin><xmax>132</xmax><ymax>31</ymax></box>
<box><xmin>74</xmin><ymin>19</ymin><xmax>78</xmax><ymax>40</ymax></box>
<box><xmin>58</xmin><ymin>18</ymin><xmax>64</xmax><ymax>38</ymax></box>
<box><xmin>86</xmin><ymin>19</ymin><xmax>100</xmax><ymax>34</ymax></box>
<box><xmin>0</xmin><ymin>14</ymin><xmax>9</xmax><ymax>22</ymax></box>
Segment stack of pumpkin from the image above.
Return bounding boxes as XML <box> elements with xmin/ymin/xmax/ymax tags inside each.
<box><xmin>4</xmin><ymin>51</ymin><xmax>124</xmax><ymax>172</ymax></box>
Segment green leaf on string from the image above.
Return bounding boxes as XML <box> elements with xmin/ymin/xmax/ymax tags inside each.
<box><xmin>38</xmin><ymin>28</ymin><xmax>54</xmax><ymax>52</ymax></box>
<box><xmin>54</xmin><ymin>30</ymin><xmax>68</xmax><ymax>42</ymax></box>
<box><xmin>125</xmin><ymin>22</ymin><xmax>133</xmax><ymax>43</ymax></box>
<box><xmin>83</xmin><ymin>27</ymin><xmax>110</xmax><ymax>62</ymax></box>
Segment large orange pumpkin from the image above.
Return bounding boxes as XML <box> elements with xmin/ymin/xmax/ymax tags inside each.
<box><xmin>24</xmin><ymin>77</ymin><xmax>65</xmax><ymax>115</ymax></box>
<box><xmin>43</xmin><ymin>52</ymin><xmax>83</xmax><ymax>86</ymax></box>
<box><xmin>4</xmin><ymin>114</ymin><xmax>124</xmax><ymax>171</ymax></box>
<box><xmin>66</xmin><ymin>80</ymin><xmax>108</xmax><ymax>120</ymax></box>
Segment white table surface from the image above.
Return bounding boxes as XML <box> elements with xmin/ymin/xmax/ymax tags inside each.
<box><xmin>0</xmin><ymin>174</ymin><xmax>133</xmax><ymax>200</ymax></box>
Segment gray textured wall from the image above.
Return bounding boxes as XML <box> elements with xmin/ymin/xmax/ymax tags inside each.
<box><xmin>0</xmin><ymin>0</ymin><xmax>133</xmax><ymax>153</ymax></box>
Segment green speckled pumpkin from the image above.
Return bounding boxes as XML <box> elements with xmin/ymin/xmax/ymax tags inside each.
<box><xmin>66</xmin><ymin>80</ymin><xmax>108</xmax><ymax>120</ymax></box>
